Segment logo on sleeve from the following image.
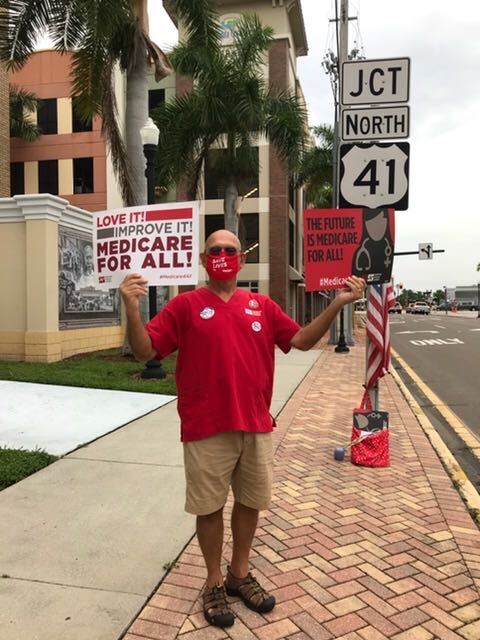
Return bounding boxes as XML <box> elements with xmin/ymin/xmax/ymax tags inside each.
<box><xmin>200</xmin><ymin>307</ymin><xmax>215</xmax><ymax>320</ymax></box>
<box><xmin>248</xmin><ymin>299</ymin><xmax>259</xmax><ymax>309</ymax></box>
<box><xmin>251</xmin><ymin>321</ymin><xmax>262</xmax><ymax>332</ymax></box>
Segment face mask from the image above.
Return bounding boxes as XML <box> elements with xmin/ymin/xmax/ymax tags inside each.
<box><xmin>205</xmin><ymin>251</ymin><xmax>241</xmax><ymax>280</ymax></box>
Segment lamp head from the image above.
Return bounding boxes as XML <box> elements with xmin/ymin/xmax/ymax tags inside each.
<box><xmin>140</xmin><ymin>117</ymin><xmax>159</xmax><ymax>147</ymax></box>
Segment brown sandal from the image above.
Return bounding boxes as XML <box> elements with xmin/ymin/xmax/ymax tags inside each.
<box><xmin>225</xmin><ymin>566</ymin><xmax>275</xmax><ymax>613</ymax></box>
<box><xmin>202</xmin><ymin>583</ymin><xmax>235</xmax><ymax>627</ymax></box>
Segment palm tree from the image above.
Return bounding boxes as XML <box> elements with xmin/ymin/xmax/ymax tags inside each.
<box><xmin>297</xmin><ymin>124</ymin><xmax>333</xmax><ymax>208</ymax></box>
<box><xmin>0</xmin><ymin>0</ymin><xmax>171</xmax><ymax>206</ymax></box>
<box><xmin>153</xmin><ymin>5</ymin><xmax>307</xmax><ymax>235</ymax></box>
<box><xmin>9</xmin><ymin>85</ymin><xmax>41</xmax><ymax>141</ymax></box>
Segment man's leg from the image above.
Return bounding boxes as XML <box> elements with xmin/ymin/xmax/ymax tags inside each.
<box><xmin>230</xmin><ymin>501</ymin><xmax>258</xmax><ymax>578</ymax></box>
<box><xmin>197</xmin><ymin>508</ymin><xmax>224</xmax><ymax>587</ymax></box>
<box><xmin>226</xmin><ymin>434</ymin><xmax>275</xmax><ymax>613</ymax></box>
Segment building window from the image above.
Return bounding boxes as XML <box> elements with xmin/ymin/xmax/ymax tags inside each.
<box><xmin>204</xmin><ymin>213</ymin><xmax>259</xmax><ymax>264</ymax></box>
<box><xmin>289</xmin><ymin>177</ymin><xmax>296</xmax><ymax>210</ymax></box>
<box><xmin>37</xmin><ymin>98</ymin><xmax>57</xmax><ymax>135</ymax></box>
<box><xmin>204</xmin><ymin>148</ymin><xmax>259</xmax><ymax>200</ymax></box>
<box><xmin>73</xmin><ymin>157</ymin><xmax>94</xmax><ymax>193</ymax></box>
<box><xmin>239</xmin><ymin>213</ymin><xmax>259</xmax><ymax>263</ymax></box>
<box><xmin>72</xmin><ymin>97</ymin><xmax>92</xmax><ymax>133</ymax></box>
<box><xmin>38</xmin><ymin>160</ymin><xmax>58</xmax><ymax>194</ymax></box>
<box><xmin>10</xmin><ymin>162</ymin><xmax>25</xmax><ymax>196</ymax></box>
<box><xmin>289</xmin><ymin>219</ymin><xmax>295</xmax><ymax>267</ymax></box>
<box><xmin>148</xmin><ymin>89</ymin><xmax>165</xmax><ymax>115</ymax></box>
<box><xmin>238</xmin><ymin>281</ymin><xmax>259</xmax><ymax>293</ymax></box>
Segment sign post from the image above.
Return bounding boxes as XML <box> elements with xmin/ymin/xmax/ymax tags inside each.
<box><xmin>339</xmin><ymin>51</ymin><xmax>411</xmax><ymax>410</ymax></box>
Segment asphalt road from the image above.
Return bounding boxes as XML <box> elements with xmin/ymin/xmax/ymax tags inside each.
<box><xmin>390</xmin><ymin>311</ymin><xmax>480</xmax><ymax>436</ymax></box>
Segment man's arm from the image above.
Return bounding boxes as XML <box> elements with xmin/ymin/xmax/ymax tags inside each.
<box><xmin>291</xmin><ymin>276</ymin><xmax>365</xmax><ymax>351</ymax></box>
<box><xmin>120</xmin><ymin>274</ymin><xmax>156</xmax><ymax>361</ymax></box>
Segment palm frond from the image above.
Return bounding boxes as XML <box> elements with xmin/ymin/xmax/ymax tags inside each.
<box><xmin>175</xmin><ymin>0</ymin><xmax>221</xmax><ymax>52</ymax></box>
<box><xmin>264</xmin><ymin>89</ymin><xmax>308</xmax><ymax>170</ymax></box>
<box><xmin>9</xmin><ymin>85</ymin><xmax>41</xmax><ymax>141</ymax></box>
<box><xmin>0</xmin><ymin>0</ymin><xmax>53</xmax><ymax>68</ymax></box>
<box><xmin>231</xmin><ymin>13</ymin><xmax>274</xmax><ymax>76</ymax></box>
<box><xmin>48</xmin><ymin>0</ymin><xmax>89</xmax><ymax>50</ymax></box>
<box><xmin>142</xmin><ymin>32</ymin><xmax>172</xmax><ymax>81</ymax></box>
<box><xmin>100</xmin><ymin>58</ymin><xmax>136</xmax><ymax>206</ymax></box>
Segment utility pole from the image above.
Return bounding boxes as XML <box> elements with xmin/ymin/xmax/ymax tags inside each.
<box><xmin>332</xmin><ymin>0</ymin><xmax>353</xmax><ymax>351</ymax></box>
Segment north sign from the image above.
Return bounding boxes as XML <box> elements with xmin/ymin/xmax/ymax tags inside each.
<box><xmin>342</xmin><ymin>106</ymin><xmax>409</xmax><ymax>141</ymax></box>
<box><xmin>342</xmin><ymin>57</ymin><xmax>410</xmax><ymax>105</ymax></box>
<box><xmin>339</xmin><ymin>142</ymin><xmax>410</xmax><ymax>210</ymax></box>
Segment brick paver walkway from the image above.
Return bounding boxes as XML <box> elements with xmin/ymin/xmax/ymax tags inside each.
<box><xmin>124</xmin><ymin>337</ymin><xmax>480</xmax><ymax>640</ymax></box>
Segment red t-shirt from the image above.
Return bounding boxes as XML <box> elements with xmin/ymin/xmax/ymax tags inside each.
<box><xmin>146</xmin><ymin>288</ymin><xmax>301</xmax><ymax>442</ymax></box>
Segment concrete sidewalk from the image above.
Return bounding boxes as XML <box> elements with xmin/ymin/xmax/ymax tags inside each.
<box><xmin>0</xmin><ymin>349</ymin><xmax>319</xmax><ymax>640</ymax></box>
<box><xmin>123</xmin><ymin>335</ymin><xmax>480</xmax><ymax>640</ymax></box>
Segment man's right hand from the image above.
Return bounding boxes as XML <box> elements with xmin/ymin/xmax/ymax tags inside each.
<box><xmin>119</xmin><ymin>274</ymin><xmax>148</xmax><ymax>312</ymax></box>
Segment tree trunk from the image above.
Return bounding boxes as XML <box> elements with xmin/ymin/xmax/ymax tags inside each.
<box><xmin>126</xmin><ymin>51</ymin><xmax>148</xmax><ymax>206</ymax></box>
<box><xmin>224</xmin><ymin>178</ymin><xmax>239</xmax><ymax>235</ymax></box>
<box><xmin>122</xmin><ymin>42</ymin><xmax>149</xmax><ymax>355</ymax></box>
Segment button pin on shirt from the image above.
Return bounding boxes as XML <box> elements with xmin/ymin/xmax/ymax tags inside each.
<box><xmin>251</xmin><ymin>321</ymin><xmax>262</xmax><ymax>332</ymax></box>
<box><xmin>200</xmin><ymin>307</ymin><xmax>215</xmax><ymax>320</ymax></box>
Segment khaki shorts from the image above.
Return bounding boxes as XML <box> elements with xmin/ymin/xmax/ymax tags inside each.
<box><xmin>183</xmin><ymin>431</ymin><xmax>273</xmax><ymax>516</ymax></box>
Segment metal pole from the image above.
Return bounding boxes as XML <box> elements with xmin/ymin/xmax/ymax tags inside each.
<box><xmin>141</xmin><ymin>143</ymin><xmax>166</xmax><ymax>380</ymax></box>
<box><xmin>334</xmin><ymin>0</ymin><xmax>351</xmax><ymax>354</ymax></box>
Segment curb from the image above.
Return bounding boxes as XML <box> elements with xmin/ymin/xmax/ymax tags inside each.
<box><xmin>390</xmin><ymin>363</ymin><xmax>480</xmax><ymax>526</ymax></box>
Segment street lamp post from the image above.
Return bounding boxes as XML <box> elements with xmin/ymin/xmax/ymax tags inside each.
<box><xmin>335</xmin><ymin>306</ymin><xmax>350</xmax><ymax>353</ymax></box>
<box><xmin>140</xmin><ymin>117</ymin><xmax>166</xmax><ymax>380</ymax></box>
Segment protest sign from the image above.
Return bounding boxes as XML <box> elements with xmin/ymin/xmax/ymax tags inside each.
<box><xmin>93</xmin><ymin>202</ymin><xmax>199</xmax><ymax>288</ymax></box>
<box><xmin>304</xmin><ymin>208</ymin><xmax>395</xmax><ymax>291</ymax></box>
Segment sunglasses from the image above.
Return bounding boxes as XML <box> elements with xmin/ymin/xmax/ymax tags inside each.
<box><xmin>207</xmin><ymin>246</ymin><xmax>240</xmax><ymax>256</ymax></box>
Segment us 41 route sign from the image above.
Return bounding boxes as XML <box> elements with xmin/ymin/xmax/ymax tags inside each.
<box><xmin>339</xmin><ymin>142</ymin><xmax>410</xmax><ymax>211</ymax></box>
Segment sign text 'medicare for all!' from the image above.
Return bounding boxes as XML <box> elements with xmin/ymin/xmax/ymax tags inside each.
<box><xmin>93</xmin><ymin>202</ymin><xmax>200</xmax><ymax>288</ymax></box>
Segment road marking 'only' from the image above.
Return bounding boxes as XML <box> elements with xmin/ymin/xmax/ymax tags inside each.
<box><xmin>410</xmin><ymin>338</ymin><xmax>464</xmax><ymax>346</ymax></box>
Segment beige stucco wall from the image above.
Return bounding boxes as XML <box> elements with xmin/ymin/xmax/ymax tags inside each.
<box><xmin>59</xmin><ymin>158</ymin><xmax>73</xmax><ymax>195</ymax></box>
<box><xmin>24</xmin><ymin>161</ymin><xmax>38</xmax><ymax>194</ymax></box>
<box><xmin>57</xmin><ymin>97</ymin><xmax>72</xmax><ymax>134</ymax></box>
<box><xmin>0</xmin><ymin>195</ymin><xmax>124</xmax><ymax>362</ymax></box>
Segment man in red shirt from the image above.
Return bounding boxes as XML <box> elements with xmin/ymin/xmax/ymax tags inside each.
<box><xmin>120</xmin><ymin>229</ymin><xmax>365</xmax><ymax>628</ymax></box>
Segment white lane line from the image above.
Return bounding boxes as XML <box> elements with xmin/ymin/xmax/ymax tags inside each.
<box><xmin>396</xmin><ymin>330</ymin><xmax>439</xmax><ymax>335</ymax></box>
<box><xmin>434</xmin><ymin>325</ymin><xmax>446</xmax><ymax>329</ymax></box>
<box><xmin>470</xmin><ymin>328</ymin><xmax>480</xmax><ymax>332</ymax></box>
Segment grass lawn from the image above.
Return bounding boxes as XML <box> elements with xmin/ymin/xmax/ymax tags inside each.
<box><xmin>0</xmin><ymin>447</ymin><xmax>58</xmax><ymax>491</ymax></box>
<box><xmin>0</xmin><ymin>349</ymin><xmax>177</xmax><ymax>395</ymax></box>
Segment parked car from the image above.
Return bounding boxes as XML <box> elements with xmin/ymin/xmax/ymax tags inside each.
<box><xmin>456</xmin><ymin>301</ymin><xmax>478</xmax><ymax>311</ymax></box>
<box><xmin>389</xmin><ymin>302</ymin><xmax>402</xmax><ymax>314</ymax></box>
<box><xmin>405</xmin><ymin>303</ymin><xmax>416</xmax><ymax>314</ymax></box>
<box><xmin>437</xmin><ymin>301</ymin><xmax>453</xmax><ymax>311</ymax></box>
<box><xmin>411</xmin><ymin>301</ymin><xmax>431</xmax><ymax>315</ymax></box>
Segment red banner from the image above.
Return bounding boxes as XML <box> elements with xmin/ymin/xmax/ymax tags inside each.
<box><xmin>304</xmin><ymin>208</ymin><xmax>395</xmax><ymax>291</ymax></box>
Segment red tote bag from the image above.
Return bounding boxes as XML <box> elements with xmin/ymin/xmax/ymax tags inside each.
<box><xmin>351</xmin><ymin>391</ymin><xmax>390</xmax><ymax>467</ymax></box>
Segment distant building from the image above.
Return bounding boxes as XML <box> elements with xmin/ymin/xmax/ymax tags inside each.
<box><xmin>9</xmin><ymin>0</ymin><xmax>312</xmax><ymax>326</ymax></box>
<box><xmin>453</xmin><ymin>285</ymin><xmax>478</xmax><ymax>309</ymax></box>
<box><xmin>163</xmin><ymin>0</ymin><xmax>309</xmax><ymax>319</ymax></box>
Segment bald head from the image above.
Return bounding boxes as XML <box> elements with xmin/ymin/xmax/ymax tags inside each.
<box><xmin>204</xmin><ymin>229</ymin><xmax>241</xmax><ymax>253</ymax></box>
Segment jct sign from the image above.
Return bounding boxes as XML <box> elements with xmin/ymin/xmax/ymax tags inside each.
<box><xmin>342</xmin><ymin>58</ymin><xmax>410</xmax><ymax>105</ymax></box>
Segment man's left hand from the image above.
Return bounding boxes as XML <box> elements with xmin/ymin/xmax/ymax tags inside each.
<box><xmin>338</xmin><ymin>276</ymin><xmax>366</xmax><ymax>305</ymax></box>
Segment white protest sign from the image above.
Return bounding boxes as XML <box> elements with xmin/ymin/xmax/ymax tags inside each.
<box><xmin>93</xmin><ymin>201</ymin><xmax>199</xmax><ymax>288</ymax></box>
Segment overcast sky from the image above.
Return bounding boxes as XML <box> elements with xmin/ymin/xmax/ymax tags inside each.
<box><xmin>149</xmin><ymin>0</ymin><xmax>479</xmax><ymax>292</ymax></box>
